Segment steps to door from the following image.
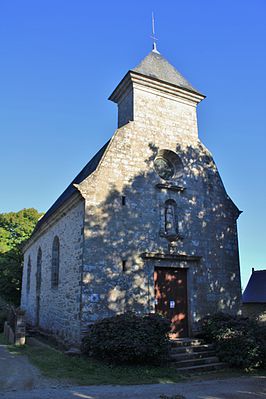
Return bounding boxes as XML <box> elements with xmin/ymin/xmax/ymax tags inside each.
<box><xmin>170</xmin><ymin>338</ymin><xmax>226</xmax><ymax>373</ymax></box>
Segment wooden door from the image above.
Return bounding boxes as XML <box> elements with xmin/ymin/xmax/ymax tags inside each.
<box><xmin>154</xmin><ymin>267</ymin><xmax>188</xmax><ymax>338</ymax></box>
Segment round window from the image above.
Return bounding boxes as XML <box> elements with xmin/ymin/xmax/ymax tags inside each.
<box><xmin>153</xmin><ymin>149</ymin><xmax>183</xmax><ymax>180</ymax></box>
<box><xmin>154</xmin><ymin>157</ymin><xmax>175</xmax><ymax>180</ymax></box>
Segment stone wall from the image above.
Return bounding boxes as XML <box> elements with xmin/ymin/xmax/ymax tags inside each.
<box><xmin>21</xmin><ymin>199</ymin><xmax>84</xmax><ymax>345</ymax></box>
<box><xmin>133</xmin><ymin>85</ymin><xmax>198</xmax><ymax>141</ymax></box>
<box><xmin>77</xmin><ymin>82</ymin><xmax>242</xmax><ymax>335</ymax></box>
<box><xmin>118</xmin><ymin>88</ymin><xmax>133</xmax><ymax>128</ymax></box>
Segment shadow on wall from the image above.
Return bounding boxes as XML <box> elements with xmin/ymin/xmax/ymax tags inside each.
<box><xmin>79</xmin><ymin>141</ymin><xmax>241</xmax><ymax>327</ymax></box>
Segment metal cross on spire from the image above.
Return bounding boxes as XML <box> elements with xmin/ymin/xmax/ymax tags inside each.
<box><xmin>151</xmin><ymin>12</ymin><xmax>160</xmax><ymax>53</ymax></box>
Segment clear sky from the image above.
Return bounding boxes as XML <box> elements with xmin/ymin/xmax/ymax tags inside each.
<box><xmin>0</xmin><ymin>0</ymin><xmax>265</xmax><ymax>290</ymax></box>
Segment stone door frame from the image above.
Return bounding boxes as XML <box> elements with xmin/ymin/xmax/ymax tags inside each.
<box><xmin>154</xmin><ymin>266</ymin><xmax>188</xmax><ymax>337</ymax></box>
<box><xmin>141</xmin><ymin>252</ymin><xmax>201</xmax><ymax>338</ymax></box>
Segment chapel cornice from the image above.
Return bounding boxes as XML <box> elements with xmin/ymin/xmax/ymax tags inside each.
<box><xmin>109</xmin><ymin>70</ymin><xmax>205</xmax><ymax>107</ymax></box>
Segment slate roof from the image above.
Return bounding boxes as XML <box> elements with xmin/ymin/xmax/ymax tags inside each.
<box><xmin>132</xmin><ymin>51</ymin><xmax>203</xmax><ymax>95</ymax></box>
<box><xmin>34</xmin><ymin>141</ymin><xmax>110</xmax><ymax>233</ymax></box>
<box><xmin>242</xmin><ymin>270</ymin><xmax>266</xmax><ymax>303</ymax></box>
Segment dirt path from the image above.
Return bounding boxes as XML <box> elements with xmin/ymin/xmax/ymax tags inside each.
<box><xmin>0</xmin><ymin>343</ymin><xmax>58</xmax><ymax>393</ymax></box>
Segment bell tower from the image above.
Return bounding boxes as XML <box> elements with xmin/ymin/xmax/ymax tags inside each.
<box><xmin>109</xmin><ymin>50</ymin><xmax>205</xmax><ymax>142</ymax></box>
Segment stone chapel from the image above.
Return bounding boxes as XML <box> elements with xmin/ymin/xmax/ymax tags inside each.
<box><xmin>21</xmin><ymin>48</ymin><xmax>242</xmax><ymax>346</ymax></box>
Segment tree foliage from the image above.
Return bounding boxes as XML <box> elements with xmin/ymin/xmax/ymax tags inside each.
<box><xmin>0</xmin><ymin>208</ymin><xmax>43</xmax><ymax>305</ymax></box>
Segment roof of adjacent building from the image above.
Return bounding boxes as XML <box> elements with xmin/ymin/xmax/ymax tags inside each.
<box><xmin>33</xmin><ymin>141</ymin><xmax>110</xmax><ymax>233</ymax></box>
<box><xmin>242</xmin><ymin>269</ymin><xmax>266</xmax><ymax>303</ymax></box>
<box><xmin>132</xmin><ymin>50</ymin><xmax>203</xmax><ymax>95</ymax></box>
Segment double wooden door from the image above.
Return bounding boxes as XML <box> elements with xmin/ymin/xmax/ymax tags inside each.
<box><xmin>154</xmin><ymin>267</ymin><xmax>188</xmax><ymax>338</ymax></box>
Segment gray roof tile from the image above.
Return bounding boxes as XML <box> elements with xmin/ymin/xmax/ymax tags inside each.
<box><xmin>132</xmin><ymin>51</ymin><xmax>202</xmax><ymax>95</ymax></box>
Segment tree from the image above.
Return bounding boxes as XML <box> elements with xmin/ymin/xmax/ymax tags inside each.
<box><xmin>0</xmin><ymin>208</ymin><xmax>43</xmax><ymax>305</ymax></box>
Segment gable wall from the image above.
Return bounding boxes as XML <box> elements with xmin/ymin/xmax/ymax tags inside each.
<box><xmin>21</xmin><ymin>200</ymin><xmax>84</xmax><ymax>345</ymax></box>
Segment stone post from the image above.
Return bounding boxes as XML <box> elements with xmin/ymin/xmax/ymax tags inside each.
<box><xmin>14</xmin><ymin>309</ymin><xmax>26</xmax><ymax>345</ymax></box>
<box><xmin>5</xmin><ymin>307</ymin><xmax>26</xmax><ymax>345</ymax></box>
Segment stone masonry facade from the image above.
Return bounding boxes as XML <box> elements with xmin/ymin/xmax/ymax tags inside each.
<box><xmin>21</xmin><ymin>198</ymin><xmax>84</xmax><ymax>345</ymax></box>
<box><xmin>21</xmin><ymin>50</ymin><xmax>242</xmax><ymax>345</ymax></box>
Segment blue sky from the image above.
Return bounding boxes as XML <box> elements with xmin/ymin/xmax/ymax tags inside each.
<box><xmin>0</xmin><ymin>0</ymin><xmax>265</xmax><ymax>289</ymax></box>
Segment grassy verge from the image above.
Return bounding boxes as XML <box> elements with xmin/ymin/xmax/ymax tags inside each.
<box><xmin>0</xmin><ymin>333</ymin><xmax>185</xmax><ymax>385</ymax></box>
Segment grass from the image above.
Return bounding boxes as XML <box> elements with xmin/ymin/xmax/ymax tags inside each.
<box><xmin>0</xmin><ymin>333</ymin><xmax>185</xmax><ymax>385</ymax></box>
<box><xmin>1</xmin><ymin>333</ymin><xmax>264</xmax><ymax>385</ymax></box>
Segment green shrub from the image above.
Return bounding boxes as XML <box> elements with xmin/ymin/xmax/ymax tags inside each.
<box><xmin>200</xmin><ymin>312</ymin><xmax>266</xmax><ymax>370</ymax></box>
<box><xmin>82</xmin><ymin>312</ymin><xmax>171</xmax><ymax>365</ymax></box>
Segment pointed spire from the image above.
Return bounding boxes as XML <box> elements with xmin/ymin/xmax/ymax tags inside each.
<box><xmin>151</xmin><ymin>12</ymin><xmax>160</xmax><ymax>54</ymax></box>
<box><xmin>132</xmin><ymin>51</ymin><xmax>203</xmax><ymax>96</ymax></box>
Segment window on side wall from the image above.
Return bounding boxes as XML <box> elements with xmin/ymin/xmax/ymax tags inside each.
<box><xmin>36</xmin><ymin>247</ymin><xmax>42</xmax><ymax>293</ymax></box>
<box><xmin>51</xmin><ymin>236</ymin><xmax>60</xmax><ymax>288</ymax></box>
<box><xmin>27</xmin><ymin>256</ymin><xmax>31</xmax><ymax>293</ymax></box>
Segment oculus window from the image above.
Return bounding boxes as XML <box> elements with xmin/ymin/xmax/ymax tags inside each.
<box><xmin>154</xmin><ymin>149</ymin><xmax>183</xmax><ymax>180</ymax></box>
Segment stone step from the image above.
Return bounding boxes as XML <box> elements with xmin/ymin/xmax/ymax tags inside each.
<box><xmin>176</xmin><ymin>362</ymin><xmax>227</xmax><ymax>373</ymax></box>
<box><xmin>171</xmin><ymin>344</ymin><xmax>214</xmax><ymax>354</ymax></box>
<box><xmin>170</xmin><ymin>350</ymin><xmax>216</xmax><ymax>362</ymax></box>
<box><xmin>175</xmin><ymin>356</ymin><xmax>220</xmax><ymax>368</ymax></box>
<box><xmin>170</xmin><ymin>338</ymin><xmax>203</xmax><ymax>347</ymax></box>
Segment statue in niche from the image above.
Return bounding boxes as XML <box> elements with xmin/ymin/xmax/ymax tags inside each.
<box><xmin>165</xmin><ymin>200</ymin><xmax>178</xmax><ymax>241</ymax></box>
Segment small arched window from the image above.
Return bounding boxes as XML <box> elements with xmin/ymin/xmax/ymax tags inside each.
<box><xmin>36</xmin><ymin>247</ymin><xmax>42</xmax><ymax>294</ymax></box>
<box><xmin>51</xmin><ymin>236</ymin><xmax>60</xmax><ymax>288</ymax></box>
<box><xmin>27</xmin><ymin>256</ymin><xmax>31</xmax><ymax>293</ymax></box>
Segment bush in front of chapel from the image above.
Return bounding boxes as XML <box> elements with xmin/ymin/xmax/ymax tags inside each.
<box><xmin>81</xmin><ymin>312</ymin><xmax>171</xmax><ymax>364</ymax></box>
<box><xmin>200</xmin><ymin>312</ymin><xmax>266</xmax><ymax>370</ymax></box>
